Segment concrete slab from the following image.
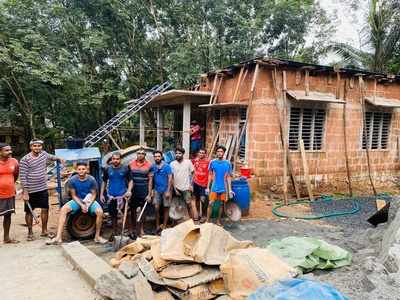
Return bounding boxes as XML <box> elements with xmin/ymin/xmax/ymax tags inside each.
<box><xmin>62</xmin><ymin>241</ymin><xmax>113</xmax><ymax>288</ymax></box>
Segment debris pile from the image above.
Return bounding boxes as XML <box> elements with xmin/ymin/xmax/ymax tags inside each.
<box><xmin>96</xmin><ymin>220</ymin><xmax>298</xmax><ymax>300</ymax></box>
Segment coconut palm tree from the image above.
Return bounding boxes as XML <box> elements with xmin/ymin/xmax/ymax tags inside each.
<box><xmin>330</xmin><ymin>0</ymin><xmax>400</xmax><ymax>73</ymax></box>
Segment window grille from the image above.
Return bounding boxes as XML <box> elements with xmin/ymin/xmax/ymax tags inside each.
<box><xmin>288</xmin><ymin>107</ymin><xmax>326</xmax><ymax>150</ymax></box>
<box><xmin>362</xmin><ymin>111</ymin><xmax>391</xmax><ymax>150</ymax></box>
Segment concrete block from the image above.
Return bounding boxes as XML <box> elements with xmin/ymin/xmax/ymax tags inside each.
<box><xmin>62</xmin><ymin>241</ymin><xmax>113</xmax><ymax>287</ymax></box>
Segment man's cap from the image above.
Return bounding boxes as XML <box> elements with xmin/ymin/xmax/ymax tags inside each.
<box><xmin>30</xmin><ymin>139</ymin><xmax>44</xmax><ymax>145</ymax></box>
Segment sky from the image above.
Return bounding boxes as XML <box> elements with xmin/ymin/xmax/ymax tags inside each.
<box><xmin>318</xmin><ymin>0</ymin><xmax>369</xmax><ymax>63</ymax></box>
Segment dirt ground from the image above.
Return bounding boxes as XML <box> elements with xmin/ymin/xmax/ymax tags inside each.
<box><xmin>2</xmin><ymin>187</ymin><xmax>399</xmax><ymax>300</ymax></box>
<box><xmin>0</xmin><ymin>198</ymin><xmax>100</xmax><ymax>300</ymax></box>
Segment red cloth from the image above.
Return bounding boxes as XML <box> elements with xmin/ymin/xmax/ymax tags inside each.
<box><xmin>0</xmin><ymin>158</ymin><xmax>19</xmax><ymax>199</ymax></box>
<box><xmin>190</xmin><ymin>124</ymin><xmax>201</xmax><ymax>140</ymax></box>
<box><xmin>192</xmin><ymin>158</ymin><xmax>210</xmax><ymax>187</ymax></box>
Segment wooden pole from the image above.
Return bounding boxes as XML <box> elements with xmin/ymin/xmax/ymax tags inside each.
<box><xmin>108</xmin><ymin>133</ymin><xmax>121</xmax><ymax>150</ymax></box>
<box><xmin>281</xmin><ymin>70</ymin><xmax>288</xmax><ymax>205</ymax></box>
<box><xmin>235</xmin><ymin>68</ymin><xmax>249</xmax><ymax>103</ymax></box>
<box><xmin>232</xmin><ymin>63</ymin><xmax>260</xmax><ymax>171</ymax></box>
<box><xmin>213</xmin><ymin>75</ymin><xmax>224</xmax><ymax>104</ymax></box>
<box><xmin>299</xmin><ymin>139</ymin><xmax>314</xmax><ymax>201</ymax></box>
<box><xmin>358</xmin><ymin>76</ymin><xmax>377</xmax><ymax>196</ymax></box>
<box><xmin>336</xmin><ymin>71</ymin><xmax>341</xmax><ymax>99</ymax></box>
<box><xmin>342</xmin><ymin>79</ymin><xmax>353</xmax><ymax>197</ymax></box>
<box><xmin>232</xmin><ymin>67</ymin><xmax>244</xmax><ymax>102</ymax></box>
<box><xmin>305</xmin><ymin>69</ymin><xmax>310</xmax><ymax>96</ymax></box>
<box><xmin>209</xmin><ymin>74</ymin><xmax>219</xmax><ymax>104</ymax></box>
<box><xmin>272</xmin><ymin>68</ymin><xmax>300</xmax><ymax>201</ymax></box>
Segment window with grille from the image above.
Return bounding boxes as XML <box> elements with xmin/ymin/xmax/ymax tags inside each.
<box><xmin>288</xmin><ymin>107</ymin><xmax>326</xmax><ymax>150</ymax></box>
<box><xmin>362</xmin><ymin>111</ymin><xmax>391</xmax><ymax>150</ymax></box>
<box><xmin>239</xmin><ymin>108</ymin><xmax>247</xmax><ymax>160</ymax></box>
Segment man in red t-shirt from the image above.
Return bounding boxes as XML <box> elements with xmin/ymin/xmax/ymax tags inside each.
<box><xmin>192</xmin><ymin>148</ymin><xmax>210</xmax><ymax>221</ymax></box>
<box><xmin>0</xmin><ymin>143</ymin><xmax>19</xmax><ymax>243</ymax></box>
<box><xmin>190</xmin><ymin>120</ymin><xmax>202</xmax><ymax>156</ymax></box>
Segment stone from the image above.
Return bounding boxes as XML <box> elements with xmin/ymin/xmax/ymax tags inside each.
<box><xmin>361</xmin><ymin>275</ymin><xmax>376</xmax><ymax>292</ymax></box>
<box><xmin>119</xmin><ymin>260</ymin><xmax>139</xmax><ymax>279</ymax></box>
<box><xmin>95</xmin><ymin>270</ymin><xmax>136</xmax><ymax>300</ymax></box>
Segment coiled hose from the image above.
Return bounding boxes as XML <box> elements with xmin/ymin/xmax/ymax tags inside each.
<box><xmin>272</xmin><ymin>195</ymin><xmax>361</xmax><ymax>220</ymax></box>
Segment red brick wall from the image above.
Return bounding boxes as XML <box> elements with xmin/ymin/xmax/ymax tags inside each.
<box><xmin>201</xmin><ymin>65</ymin><xmax>400</xmax><ymax>190</ymax></box>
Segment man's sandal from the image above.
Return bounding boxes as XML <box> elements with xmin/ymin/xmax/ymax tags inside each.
<box><xmin>27</xmin><ymin>234</ymin><xmax>35</xmax><ymax>241</ymax></box>
<box><xmin>94</xmin><ymin>237</ymin><xmax>108</xmax><ymax>244</ymax></box>
<box><xmin>46</xmin><ymin>238</ymin><xmax>61</xmax><ymax>245</ymax></box>
<box><xmin>4</xmin><ymin>239</ymin><xmax>19</xmax><ymax>244</ymax></box>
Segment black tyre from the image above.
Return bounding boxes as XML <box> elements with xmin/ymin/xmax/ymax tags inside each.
<box><xmin>67</xmin><ymin>212</ymin><xmax>96</xmax><ymax>240</ymax></box>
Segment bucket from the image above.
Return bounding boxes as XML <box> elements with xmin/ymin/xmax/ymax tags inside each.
<box><xmin>232</xmin><ymin>178</ymin><xmax>251</xmax><ymax>216</ymax></box>
<box><xmin>239</xmin><ymin>167</ymin><xmax>251</xmax><ymax>178</ymax></box>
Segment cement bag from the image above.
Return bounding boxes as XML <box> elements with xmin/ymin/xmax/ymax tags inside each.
<box><xmin>160</xmin><ymin>220</ymin><xmax>198</xmax><ymax>262</ymax></box>
<box><xmin>183</xmin><ymin>222</ymin><xmax>254</xmax><ymax>265</ymax></box>
<box><xmin>151</xmin><ymin>240</ymin><xmax>171</xmax><ymax>271</ymax></box>
<box><xmin>220</xmin><ymin>247</ymin><xmax>298</xmax><ymax>299</ymax></box>
<box><xmin>168</xmin><ymin>284</ymin><xmax>215</xmax><ymax>300</ymax></box>
<box><xmin>248</xmin><ymin>278</ymin><xmax>348</xmax><ymax>300</ymax></box>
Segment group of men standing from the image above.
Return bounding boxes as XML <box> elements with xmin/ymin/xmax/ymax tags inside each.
<box><xmin>0</xmin><ymin>139</ymin><xmax>233</xmax><ymax>245</ymax></box>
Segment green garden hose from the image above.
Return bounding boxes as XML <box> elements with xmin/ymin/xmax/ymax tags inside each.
<box><xmin>272</xmin><ymin>196</ymin><xmax>361</xmax><ymax>220</ymax></box>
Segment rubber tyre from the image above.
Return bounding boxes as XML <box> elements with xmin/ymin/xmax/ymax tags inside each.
<box><xmin>67</xmin><ymin>212</ymin><xmax>96</xmax><ymax>240</ymax></box>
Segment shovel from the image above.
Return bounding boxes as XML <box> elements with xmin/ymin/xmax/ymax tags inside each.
<box><xmin>113</xmin><ymin>199</ymin><xmax>129</xmax><ymax>251</ymax></box>
<box><xmin>27</xmin><ymin>202</ymin><xmax>40</xmax><ymax>225</ymax></box>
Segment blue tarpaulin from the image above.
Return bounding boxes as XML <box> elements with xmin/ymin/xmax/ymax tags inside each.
<box><xmin>55</xmin><ymin>147</ymin><xmax>101</xmax><ymax>161</ymax></box>
<box><xmin>248</xmin><ymin>279</ymin><xmax>348</xmax><ymax>300</ymax></box>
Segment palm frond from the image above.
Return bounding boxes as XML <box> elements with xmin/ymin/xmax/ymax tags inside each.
<box><xmin>327</xmin><ymin>42</ymin><xmax>372</xmax><ymax>69</ymax></box>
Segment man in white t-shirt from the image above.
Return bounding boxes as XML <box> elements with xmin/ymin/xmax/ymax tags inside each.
<box><xmin>170</xmin><ymin>147</ymin><xmax>198</xmax><ymax>221</ymax></box>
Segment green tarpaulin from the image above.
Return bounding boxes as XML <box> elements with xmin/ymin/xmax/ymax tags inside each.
<box><xmin>266</xmin><ymin>237</ymin><xmax>351</xmax><ymax>274</ymax></box>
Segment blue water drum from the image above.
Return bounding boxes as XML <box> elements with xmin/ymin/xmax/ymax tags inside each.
<box><xmin>232</xmin><ymin>177</ymin><xmax>251</xmax><ymax>216</ymax></box>
<box><xmin>163</xmin><ymin>150</ymin><xmax>175</xmax><ymax>164</ymax></box>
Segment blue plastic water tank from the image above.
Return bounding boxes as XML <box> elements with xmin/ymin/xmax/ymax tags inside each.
<box><xmin>232</xmin><ymin>177</ymin><xmax>251</xmax><ymax>216</ymax></box>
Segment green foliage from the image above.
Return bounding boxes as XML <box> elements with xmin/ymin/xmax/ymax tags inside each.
<box><xmin>0</xmin><ymin>0</ymin><xmax>335</xmax><ymax>141</ymax></box>
<box><xmin>330</xmin><ymin>0</ymin><xmax>400</xmax><ymax>73</ymax></box>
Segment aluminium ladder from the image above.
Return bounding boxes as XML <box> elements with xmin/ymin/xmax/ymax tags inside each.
<box><xmin>84</xmin><ymin>81</ymin><xmax>172</xmax><ymax>147</ymax></box>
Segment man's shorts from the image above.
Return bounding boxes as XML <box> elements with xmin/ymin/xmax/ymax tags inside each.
<box><xmin>129</xmin><ymin>196</ymin><xmax>146</xmax><ymax>209</ymax></box>
<box><xmin>108</xmin><ymin>196</ymin><xmax>125</xmax><ymax>218</ymax></box>
<box><xmin>209</xmin><ymin>192</ymin><xmax>227</xmax><ymax>202</ymax></box>
<box><xmin>173</xmin><ymin>190</ymin><xmax>192</xmax><ymax>204</ymax></box>
<box><xmin>153</xmin><ymin>191</ymin><xmax>171</xmax><ymax>208</ymax></box>
<box><xmin>24</xmin><ymin>190</ymin><xmax>49</xmax><ymax>213</ymax></box>
<box><xmin>0</xmin><ymin>197</ymin><xmax>15</xmax><ymax>216</ymax></box>
<box><xmin>65</xmin><ymin>200</ymin><xmax>102</xmax><ymax>215</ymax></box>
<box><xmin>193</xmin><ymin>182</ymin><xmax>206</xmax><ymax>200</ymax></box>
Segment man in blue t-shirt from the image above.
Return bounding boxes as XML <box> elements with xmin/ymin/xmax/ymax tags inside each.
<box><xmin>151</xmin><ymin>150</ymin><xmax>172</xmax><ymax>234</ymax></box>
<box><xmin>100</xmin><ymin>152</ymin><xmax>133</xmax><ymax>237</ymax></box>
<box><xmin>206</xmin><ymin>145</ymin><xmax>233</xmax><ymax>225</ymax></box>
<box><xmin>47</xmin><ymin>162</ymin><xmax>107</xmax><ymax>245</ymax></box>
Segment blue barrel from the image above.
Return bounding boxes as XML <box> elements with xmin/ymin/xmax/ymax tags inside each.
<box><xmin>163</xmin><ymin>150</ymin><xmax>175</xmax><ymax>164</ymax></box>
<box><xmin>232</xmin><ymin>178</ymin><xmax>251</xmax><ymax>216</ymax></box>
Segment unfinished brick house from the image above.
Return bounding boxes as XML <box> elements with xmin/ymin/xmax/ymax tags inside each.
<box><xmin>135</xmin><ymin>57</ymin><xmax>400</xmax><ymax>196</ymax></box>
<box><xmin>193</xmin><ymin>58</ymin><xmax>400</xmax><ymax>194</ymax></box>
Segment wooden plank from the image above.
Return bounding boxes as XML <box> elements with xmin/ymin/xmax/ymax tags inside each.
<box><xmin>209</xmin><ymin>74</ymin><xmax>219</xmax><ymax>104</ymax></box>
<box><xmin>342</xmin><ymin>79</ymin><xmax>353</xmax><ymax>197</ymax></box>
<box><xmin>212</xmin><ymin>75</ymin><xmax>224</xmax><ymax>104</ymax></box>
<box><xmin>235</xmin><ymin>68</ymin><xmax>249</xmax><ymax>103</ymax></box>
<box><xmin>299</xmin><ymin>139</ymin><xmax>314</xmax><ymax>201</ymax></box>
<box><xmin>182</xmin><ymin>102</ymin><xmax>191</xmax><ymax>159</ymax></box>
<box><xmin>272</xmin><ymin>68</ymin><xmax>300</xmax><ymax>201</ymax></box>
<box><xmin>232</xmin><ymin>67</ymin><xmax>244</xmax><ymax>102</ymax></box>
<box><xmin>227</xmin><ymin>132</ymin><xmax>238</xmax><ymax>161</ymax></box>
<box><xmin>223</xmin><ymin>135</ymin><xmax>233</xmax><ymax>160</ymax></box>
<box><xmin>359</xmin><ymin>76</ymin><xmax>377</xmax><ymax>196</ymax></box>
<box><xmin>208</xmin><ymin>125</ymin><xmax>221</xmax><ymax>159</ymax></box>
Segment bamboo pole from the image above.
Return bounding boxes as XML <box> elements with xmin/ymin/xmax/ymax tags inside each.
<box><xmin>209</xmin><ymin>74</ymin><xmax>219</xmax><ymax>104</ymax></box>
<box><xmin>235</xmin><ymin>68</ymin><xmax>249</xmax><ymax>103</ymax></box>
<box><xmin>342</xmin><ymin>79</ymin><xmax>353</xmax><ymax>196</ymax></box>
<box><xmin>358</xmin><ymin>75</ymin><xmax>377</xmax><ymax>196</ymax></box>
